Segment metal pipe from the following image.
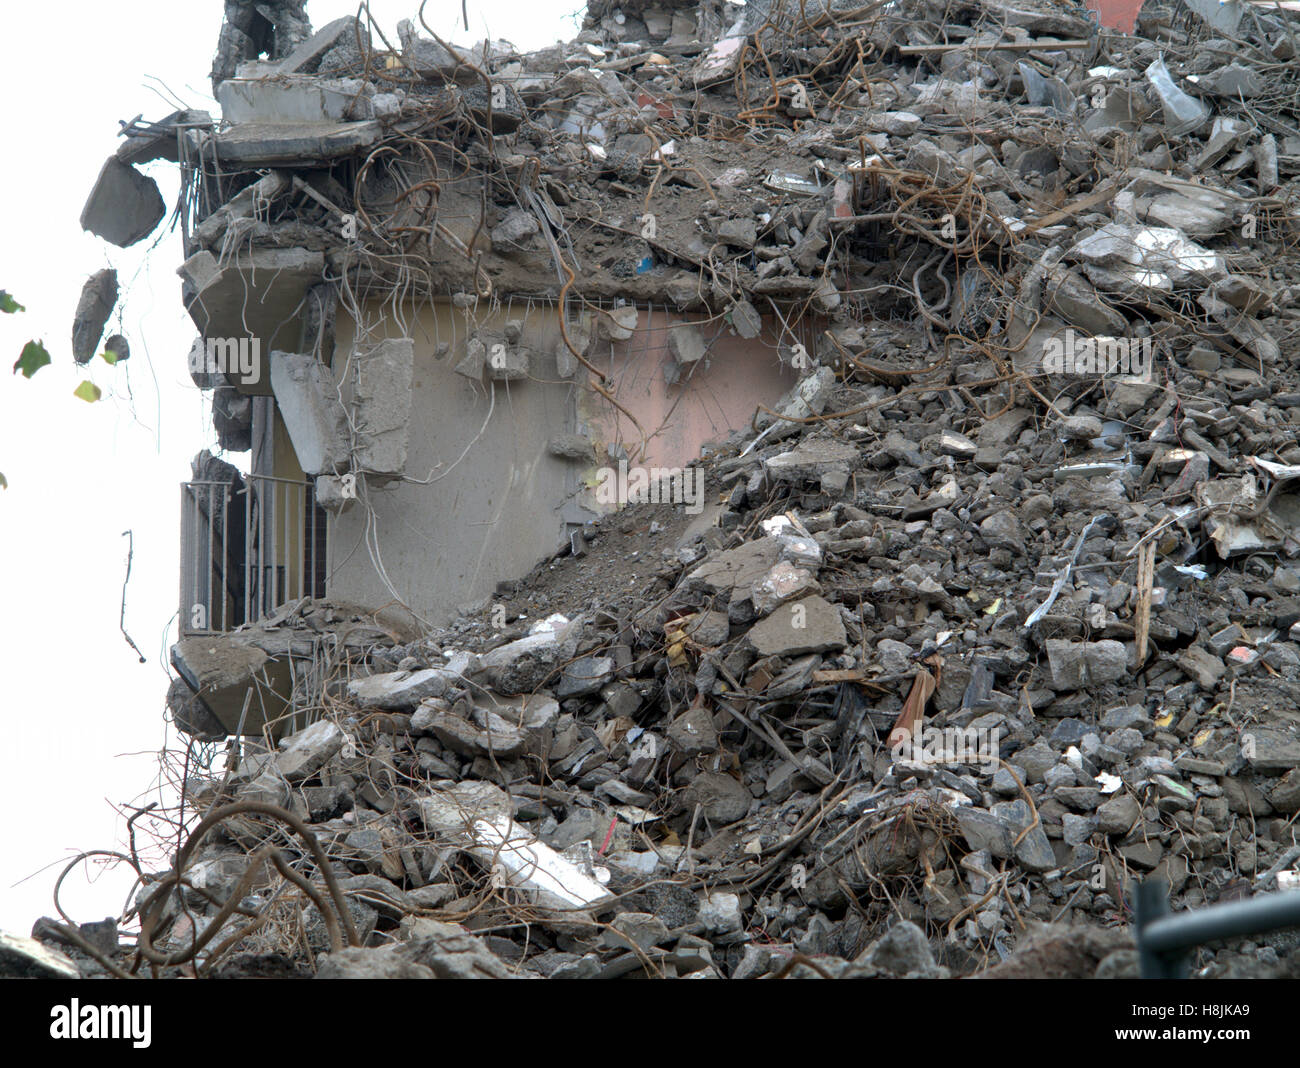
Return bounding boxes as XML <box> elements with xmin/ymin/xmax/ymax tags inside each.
<box><xmin>1135</xmin><ymin>878</ymin><xmax>1300</xmax><ymax>978</ymax></box>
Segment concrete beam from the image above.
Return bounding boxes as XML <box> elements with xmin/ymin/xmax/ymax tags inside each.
<box><xmin>353</xmin><ymin>338</ymin><xmax>413</xmax><ymax>482</ymax></box>
<box><xmin>270</xmin><ymin>351</ymin><xmax>352</xmax><ymax>475</ymax></box>
<box><xmin>195</xmin><ymin>120</ymin><xmax>381</xmax><ymax>167</ymax></box>
<box><xmin>218</xmin><ymin>76</ymin><xmax>372</xmax><ymax>123</ymax></box>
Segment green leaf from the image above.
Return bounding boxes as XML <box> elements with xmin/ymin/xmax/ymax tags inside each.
<box><xmin>73</xmin><ymin>380</ymin><xmax>102</xmax><ymax>403</ymax></box>
<box><xmin>100</xmin><ymin>348</ymin><xmax>119</xmax><ymax>365</ymax></box>
<box><xmin>13</xmin><ymin>340</ymin><xmax>51</xmax><ymax>378</ymax></box>
<box><xmin>0</xmin><ymin>291</ymin><xmax>23</xmax><ymax>314</ymax></box>
<box><xmin>0</xmin><ymin>471</ymin><xmax>7</xmax><ymax>489</ymax></box>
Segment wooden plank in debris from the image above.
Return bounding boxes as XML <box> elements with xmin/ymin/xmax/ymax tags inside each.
<box><xmin>812</xmin><ymin>668</ymin><xmax>866</xmax><ymax>683</ymax></box>
<box><xmin>1134</xmin><ymin>540</ymin><xmax>1156</xmax><ymax>665</ymax></box>
<box><xmin>1022</xmin><ymin>182</ymin><xmax>1119</xmax><ymax>233</ymax></box>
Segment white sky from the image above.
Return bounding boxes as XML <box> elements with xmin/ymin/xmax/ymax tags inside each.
<box><xmin>0</xmin><ymin>0</ymin><xmax>582</xmax><ymax>938</ymax></box>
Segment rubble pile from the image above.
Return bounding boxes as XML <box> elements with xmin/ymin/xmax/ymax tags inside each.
<box><xmin>28</xmin><ymin>0</ymin><xmax>1300</xmax><ymax>979</ymax></box>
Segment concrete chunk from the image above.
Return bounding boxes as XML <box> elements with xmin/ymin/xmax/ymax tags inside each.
<box><xmin>181</xmin><ymin>248</ymin><xmax>325</xmax><ymax>366</ymax></box>
<box><xmin>80</xmin><ymin>157</ymin><xmax>165</xmax><ymax>248</ymax></box>
<box><xmin>398</xmin><ymin>920</ymin><xmax>513</xmax><ymax>978</ymax></box>
<box><xmin>1045</xmin><ymin>639</ymin><xmax>1129</xmax><ymax>690</ymax></box>
<box><xmin>0</xmin><ymin>931</ymin><xmax>79</xmax><ymax>979</ymax></box>
<box><xmin>315</xmin><ymin>473</ymin><xmax>358</xmax><ymax>515</ymax></box>
<box><xmin>754</xmin><ymin>366</ymin><xmax>835</xmax><ymax>435</ymax></box>
<box><xmin>667</xmin><ymin>322</ymin><xmax>708</xmax><ymax>365</ymax></box>
<box><xmin>747</xmin><ymin>595</ymin><xmax>847</xmax><ymax>656</ymax></box>
<box><xmin>686</xmin><ymin>537</ymin><xmax>781</xmax><ymax>595</ymax></box>
<box><xmin>270</xmin><ymin>351</ymin><xmax>351</xmax><ymax>475</ymax></box>
<box><xmin>556</xmin><ymin>655</ymin><xmax>615</xmax><ymax>698</ymax></box>
<box><xmin>276</xmin><ymin>718</ymin><xmax>345</xmax><ymax>782</ymax></box>
<box><xmin>485</xmin><ymin>344</ymin><xmax>529</xmax><ymax>380</ymax></box>
<box><xmin>194</xmin><ymin>171</ymin><xmax>291</xmax><ymax>249</ymax></box>
<box><xmin>71</xmin><ymin>269</ymin><xmax>119</xmax><ymax>364</ymax></box>
<box><xmin>201</xmin><ymin>120</ymin><xmax>382</xmax><ymax>167</ymax></box>
<box><xmin>316</xmin><ymin>946</ymin><xmax>433</xmax><ymax>979</ymax></box>
<box><xmin>276</xmin><ymin>16</ymin><xmax>365</xmax><ymax>74</ymax></box>
<box><xmin>353</xmin><ymin>338</ymin><xmax>413</xmax><ymax>481</ymax></box>
<box><xmin>348</xmin><ymin>668</ymin><xmax>449</xmax><ymax>710</ymax></box>
<box><xmin>420</xmin><ymin>781</ymin><xmax>613</xmax><ymax>913</ymax></box>
<box><xmin>547</xmin><ymin>434</ymin><xmax>594</xmax><ymax>461</ymax></box>
<box><xmin>764</xmin><ymin>438</ymin><xmax>859</xmax><ymax>482</ymax></box>
<box><xmin>170</xmin><ymin>633</ymin><xmax>296</xmax><ymax>737</ymax></box>
<box><xmin>218</xmin><ymin>76</ymin><xmax>373</xmax><ymax>123</ymax></box>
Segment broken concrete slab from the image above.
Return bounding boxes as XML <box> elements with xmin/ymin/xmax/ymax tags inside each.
<box><xmin>556</xmin><ymin>655</ymin><xmax>615</xmax><ymax>699</ymax></box>
<box><xmin>686</xmin><ymin>537</ymin><xmax>781</xmax><ymax>596</ymax></box>
<box><xmin>423</xmin><ymin>707</ymin><xmax>529</xmax><ymax>758</ymax></box>
<box><xmin>667</xmin><ymin>322</ymin><xmax>708</xmax><ymax>365</ymax></box>
<box><xmin>1067</xmin><ymin>224</ymin><xmax>1225</xmax><ymax>289</ymax></box>
<box><xmin>1044</xmin><ymin>639</ymin><xmax>1129</xmax><ymax>689</ymax></box>
<box><xmin>180</xmin><ymin>249</ymin><xmax>325</xmax><ymax>379</ymax></box>
<box><xmin>218</xmin><ymin>76</ymin><xmax>374</xmax><ymax>124</ymax></box>
<box><xmin>1243</xmin><ymin>728</ymin><xmax>1300</xmax><ymax>772</ymax></box>
<box><xmin>420</xmin><ymin>780</ymin><xmax>613</xmax><ymax>914</ymax></box>
<box><xmin>71</xmin><ymin>269</ymin><xmax>119</xmax><ymax>365</ymax></box>
<box><xmin>352</xmin><ymin>338</ymin><xmax>413</xmax><ymax>482</ymax></box>
<box><xmin>80</xmin><ymin>157</ymin><xmax>166</xmax><ymax>248</ymax></box>
<box><xmin>764</xmin><ymin>438</ymin><xmax>860</xmax><ymax>483</ymax></box>
<box><xmin>747</xmin><ymin>595</ymin><xmax>847</xmax><ymax>656</ymax></box>
<box><xmin>0</xmin><ymin>931</ymin><xmax>79</xmax><ymax>979</ymax></box>
<box><xmin>166</xmin><ymin>676</ymin><xmax>226</xmax><ymax>741</ymax></box>
<box><xmin>753</xmin><ymin>366</ymin><xmax>835</xmax><ymax>438</ymax></box>
<box><xmin>397</xmin><ymin>920</ymin><xmax>514</xmax><ymax>978</ymax></box>
<box><xmin>1045</xmin><ymin>267</ymin><xmax>1129</xmax><ymax>336</ymax></box>
<box><xmin>275</xmin><ymin>16</ymin><xmax>364</xmax><ymax>75</ymax></box>
<box><xmin>348</xmin><ymin>668</ymin><xmax>450</xmax><ymax>710</ymax></box>
<box><xmin>276</xmin><ymin>718</ymin><xmax>345</xmax><ymax>781</ymax></box>
<box><xmin>194</xmin><ymin>171</ymin><xmax>291</xmax><ymax>249</ymax></box>
<box><xmin>170</xmin><ymin>635</ymin><xmax>294</xmax><ymax>736</ymax></box>
<box><xmin>197</xmin><ymin>120</ymin><xmax>382</xmax><ymax>167</ymax></box>
<box><xmin>269</xmin><ymin>351</ymin><xmax>351</xmax><ymax>475</ymax></box>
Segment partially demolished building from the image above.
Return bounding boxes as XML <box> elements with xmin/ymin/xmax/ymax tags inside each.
<box><xmin>32</xmin><ymin>0</ymin><xmax>1300</xmax><ymax>979</ymax></box>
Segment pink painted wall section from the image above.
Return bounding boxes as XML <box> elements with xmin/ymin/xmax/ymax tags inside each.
<box><xmin>1087</xmin><ymin>0</ymin><xmax>1145</xmax><ymax>33</ymax></box>
<box><xmin>581</xmin><ymin>307</ymin><xmax>806</xmax><ymax>475</ymax></box>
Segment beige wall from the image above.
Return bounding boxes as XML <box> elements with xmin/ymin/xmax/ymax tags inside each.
<box><xmin>322</xmin><ymin>298</ymin><xmax>804</xmax><ymax>625</ymax></box>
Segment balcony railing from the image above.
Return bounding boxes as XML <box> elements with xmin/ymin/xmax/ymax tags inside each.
<box><xmin>180</xmin><ymin>473</ymin><xmax>326</xmax><ymax>636</ymax></box>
